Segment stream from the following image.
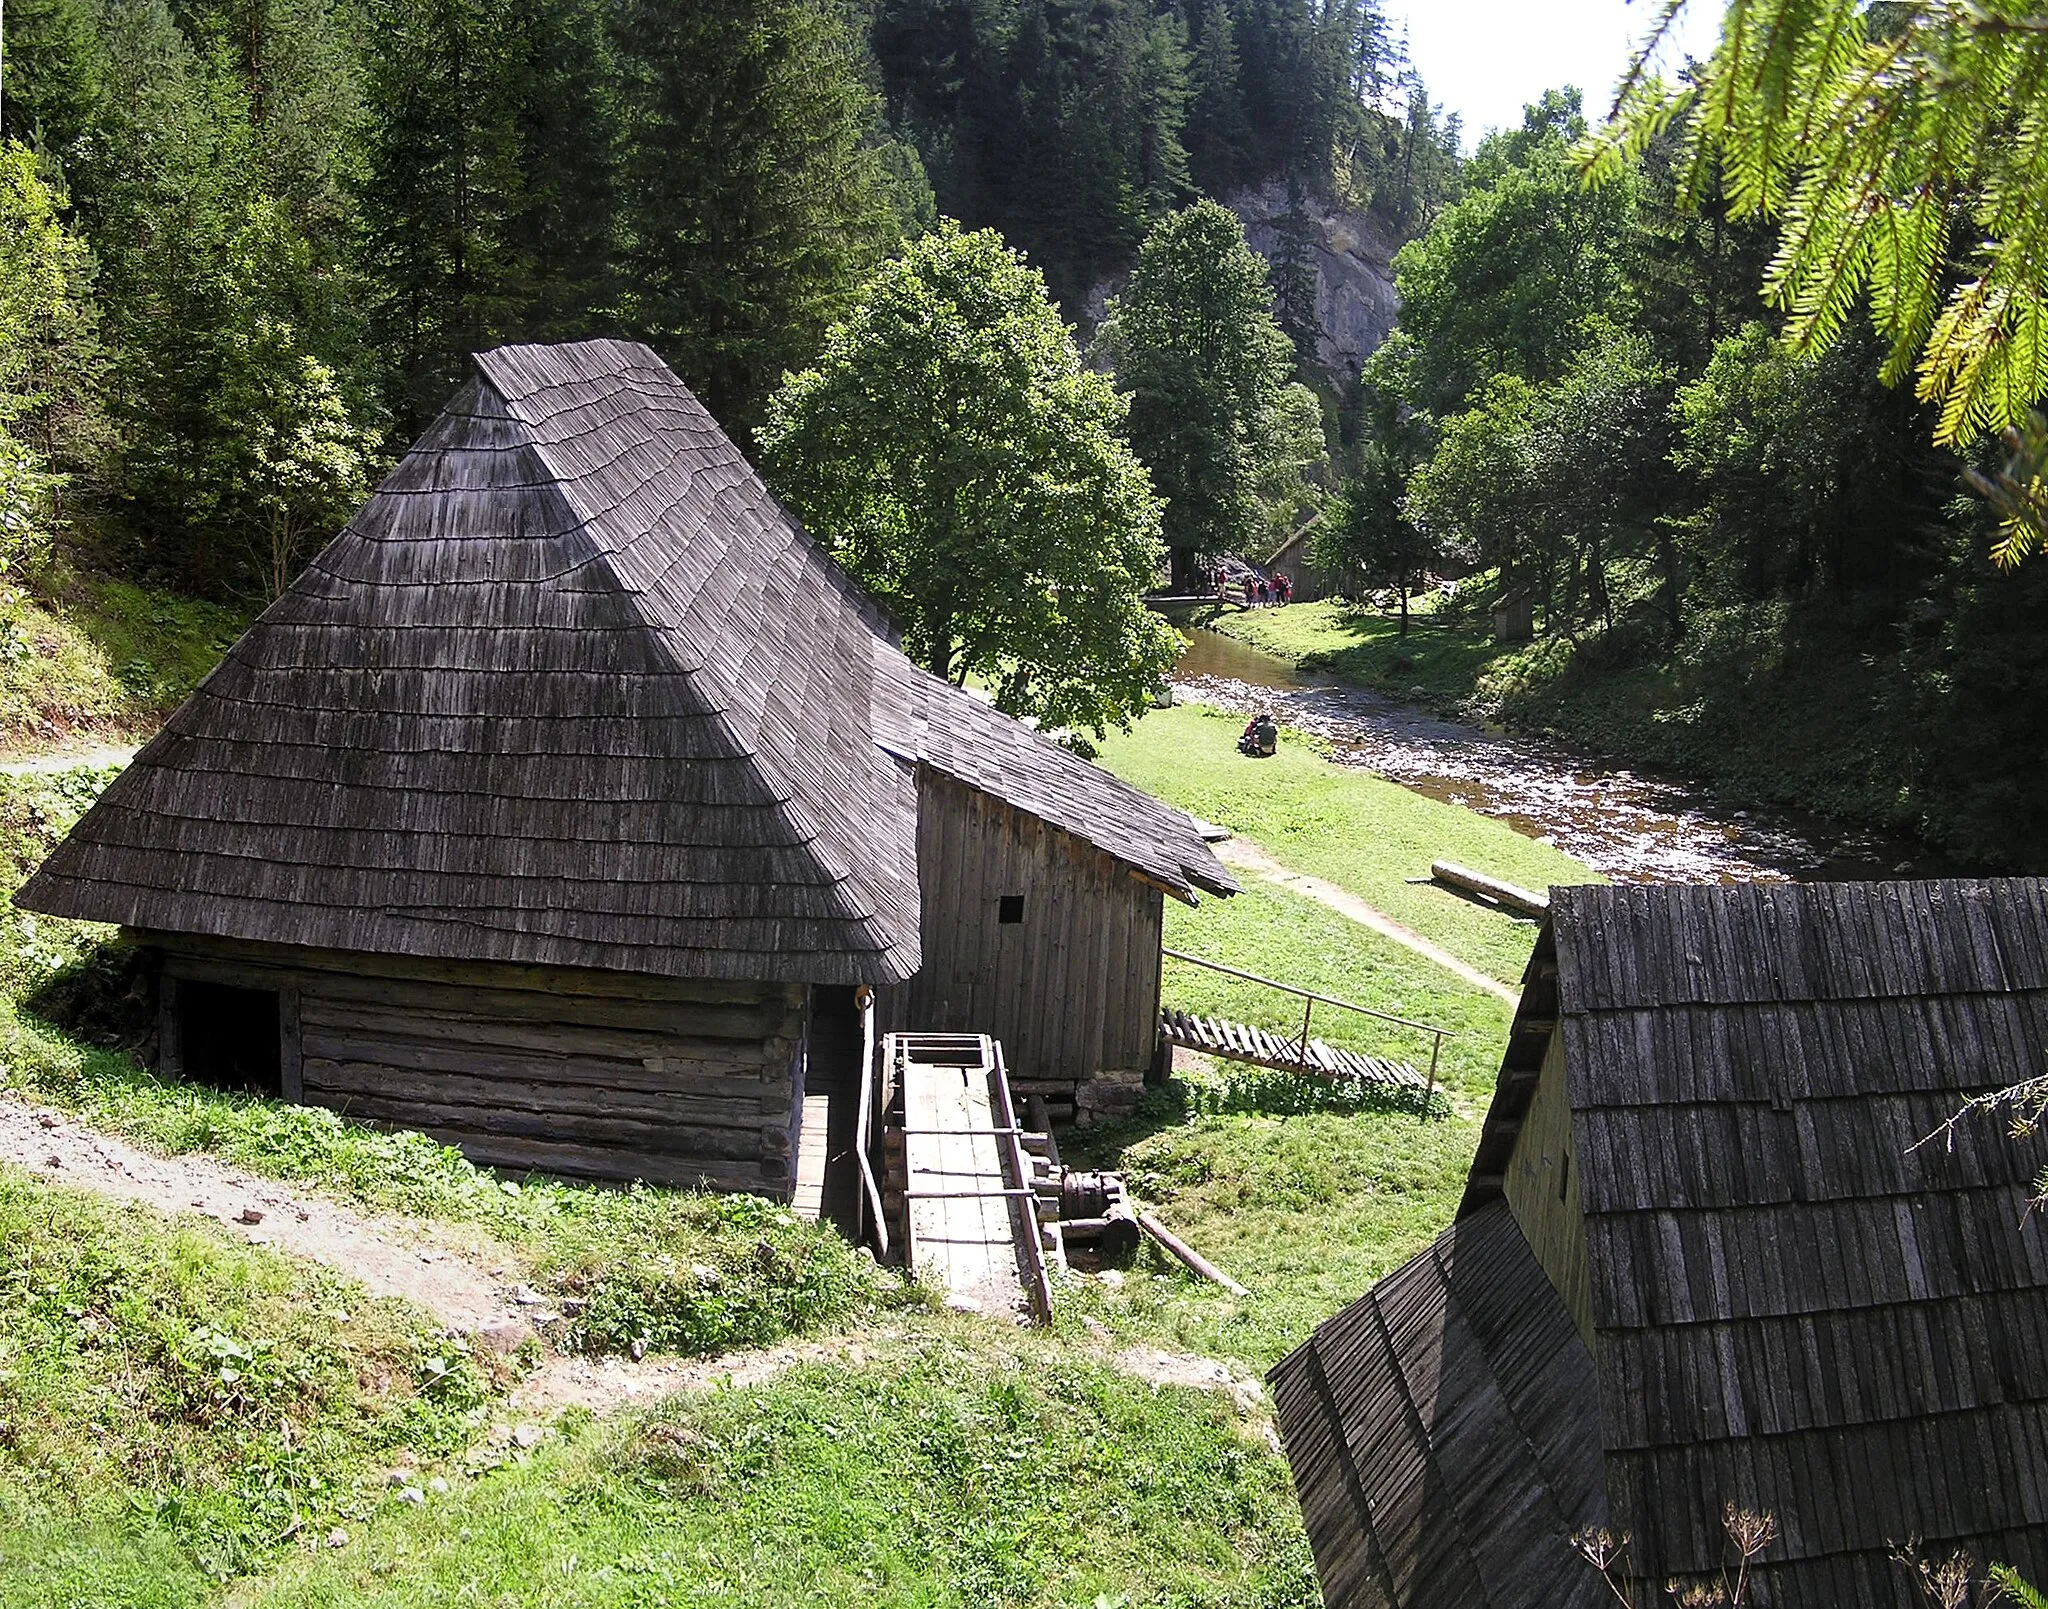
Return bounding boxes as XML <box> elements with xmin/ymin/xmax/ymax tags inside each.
<box><xmin>1174</xmin><ymin>627</ymin><xmax>1961</xmax><ymax>885</ymax></box>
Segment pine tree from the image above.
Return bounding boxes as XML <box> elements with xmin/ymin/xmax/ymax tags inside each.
<box><xmin>1184</xmin><ymin>0</ymin><xmax>1250</xmax><ymax>193</ymax></box>
<box><xmin>1592</xmin><ymin>0</ymin><xmax>2048</xmax><ymax>561</ymax></box>
<box><xmin>360</xmin><ymin>0</ymin><xmax>526</xmax><ymax>431</ymax></box>
<box><xmin>611</xmin><ymin>0</ymin><xmax>897</xmax><ymax>429</ymax></box>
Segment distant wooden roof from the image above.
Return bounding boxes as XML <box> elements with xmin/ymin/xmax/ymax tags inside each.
<box><xmin>1277</xmin><ymin>877</ymin><xmax>2048</xmax><ymax>1607</ymax></box>
<box><xmin>20</xmin><ymin>340</ymin><xmax>1229</xmax><ymax>981</ymax></box>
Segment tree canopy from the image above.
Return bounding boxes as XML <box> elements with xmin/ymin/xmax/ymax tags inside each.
<box><xmin>1097</xmin><ymin>198</ymin><xmax>1298</xmax><ymax>584</ymax></box>
<box><xmin>1591</xmin><ymin>0</ymin><xmax>2048</xmax><ymax>560</ymax></box>
<box><xmin>0</xmin><ymin>142</ymin><xmax>95</xmax><ymax>579</ymax></box>
<box><xmin>758</xmin><ymin>222</ymin><xmax>1178</xmax><ymax>740</ymax></box>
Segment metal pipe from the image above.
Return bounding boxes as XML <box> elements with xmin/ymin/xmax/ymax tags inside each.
<box><xmin>853</xmin><ymin>986</ymin><xmax>889</xmax><ymax>1258</ymax></box>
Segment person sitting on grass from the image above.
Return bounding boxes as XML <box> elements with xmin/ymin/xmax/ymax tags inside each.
<box><xmin>1238</xmin><ymin>712</ymin><xmax>1279</xmax><ymax>758</ymax></box>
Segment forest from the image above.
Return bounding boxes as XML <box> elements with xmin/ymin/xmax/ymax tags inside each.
<box><xmin>0</xmin><ymin>0</ymin><xmax>2043</xmax><ymax>864</ymax></box>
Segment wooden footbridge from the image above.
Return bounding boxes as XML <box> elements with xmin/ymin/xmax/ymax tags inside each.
<box><xmin>1158</xmin><ymin>948</ymin><xmax>1446</xmax><ymax>1108</ymax></box>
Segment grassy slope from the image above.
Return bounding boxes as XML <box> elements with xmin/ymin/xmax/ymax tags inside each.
<box><xmin>1070</xmin><ymin>699</ymin><xmax>1603</xmax><ymax>1367</ymax></box>
<box><xmin>1</xmin><ymin>576</ymin><xmax>248</xmax><ymax>756</ymax></box>
<box><xmin>246</xmin><ymin>1331</ymin><xmax>1312</xmax><ymax>1609</ymax></box>
<box><xmin>0</xmin><ymin>1167</ymin><xmax>495</xmax><ymax>1603</ymax></box>
<box><xmin>1207</xmin><ymin>596</ymin><xmax>1928</xmax><ymax>834</ymax></box>
<box><xmin>1097</xmin><ymin>701</ymin><xmax>1598</xmax><ymax>985</ymax></box>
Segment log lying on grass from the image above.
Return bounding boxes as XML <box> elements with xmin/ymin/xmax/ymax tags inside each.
<box><xmin>1137</xmin><ymin>1209</ymin><xmax>1250</xmax><ymax>1297</ymax></box>
<box><xmin>1430</xmin><ymin>860</ymin><xmax>1550</xmax><ymax>920</ymax></box>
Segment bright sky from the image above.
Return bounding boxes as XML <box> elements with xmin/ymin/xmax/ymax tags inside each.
<box><xmin>1388</xmin><ymin>0</ymin><xmax>1725</xmax><ymax>146</ymax></box>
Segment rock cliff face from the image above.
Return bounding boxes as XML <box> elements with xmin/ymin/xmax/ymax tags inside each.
<box><xmin>1228</xmin><ymin>179</ymin><xmax>1401</xmax><ymax>376</ymax></box>
<box><xmin>1083</xmin><ymin>182</ymin><xmax>1402</xmax><ymax>378</ymax></box>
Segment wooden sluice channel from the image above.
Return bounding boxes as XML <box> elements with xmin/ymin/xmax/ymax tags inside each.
<box><xmin>877</xmin><ymin>1032</ymin><xmax>1057</xmax><ymax>1323</ymax></box>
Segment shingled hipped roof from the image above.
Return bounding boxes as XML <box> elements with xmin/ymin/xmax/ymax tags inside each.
<box><xmin>20</xmin><ymin>340</ymin><xmax>1229</xmax><ymax>980</ymax></box>
<box><xmin>1276</xmin><ymin>877</ymin><xmax>2048</xmax><ymax>1608</ymax></box>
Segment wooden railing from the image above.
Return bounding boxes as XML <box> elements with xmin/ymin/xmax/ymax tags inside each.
<box><xmin>1161</xmin><ymin>946</ymin><xmax>1449</xmax><ymax>1114</ymax></box>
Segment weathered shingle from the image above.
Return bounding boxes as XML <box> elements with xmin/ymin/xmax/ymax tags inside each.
<box><xmin>20</xmin><ymin>340</ymin><xmax>1228</xmax><ymax>977</ymax></box>
<box><xmin>1287</xmin><ymin>877</ymin><xmax>2048</xmax><ymax>1607</ymax></box>
<box><xmin>1269</xmin><ymin>1200</ymin><xmax>1610</xmax><ymax>1609</ymax></box>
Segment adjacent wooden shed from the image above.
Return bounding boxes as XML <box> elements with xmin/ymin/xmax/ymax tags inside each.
<box><xmin>17</xmin><ymin>339</ymin><xmax>1233</xmax><ymax>1192</ymax></box>
<box><xmin>1272</xmin><ymin>877</ymin><xmax>2048</xmax><ymax>1608</ymax></box>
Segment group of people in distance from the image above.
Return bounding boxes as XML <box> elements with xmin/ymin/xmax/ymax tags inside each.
<box><xmin>1194</xmin><ymin>562</ymin><xmax>1292</xmax><ymax>606</ymax></box>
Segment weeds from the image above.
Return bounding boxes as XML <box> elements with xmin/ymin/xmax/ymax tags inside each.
<box><xmin>246</xmin><ymin>1334</ymin><xmax>1319</xmax><ymax>1609</ymax></box>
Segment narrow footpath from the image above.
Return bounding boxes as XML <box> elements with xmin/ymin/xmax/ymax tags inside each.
<box><xmin>0</xmin><ymin>1094</ymin><xmax>1269</xmax><ymax>1418</ymax></box>
<box><xmin>1212</xmin><ymin>835</ymin><xmax>1521</xmax><ymax>1007</ymax></box>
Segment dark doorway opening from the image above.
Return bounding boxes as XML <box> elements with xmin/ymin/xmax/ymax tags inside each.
<box><xmin>178</xmin><ymin>981</ymin><xmax>281</xmax><ymax>1096</ymax></box>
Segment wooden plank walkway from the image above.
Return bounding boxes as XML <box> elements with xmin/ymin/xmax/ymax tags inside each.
<box><xmin>893</xmin><ymin>1033</ymin><xmax>1052</xmax><ymax>1322</ymax></box>
<box><xmin>791</xmin><ymin>1092</ymin><xmax>832</xmax><ymax>1222</ymax></box>
<box><xmin>1160</xmin><ymin>1008</ymin><xmax>1429</xmax><ymax>1096</ymax></box>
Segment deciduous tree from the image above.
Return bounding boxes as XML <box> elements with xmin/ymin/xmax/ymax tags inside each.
<box><xmin>1098</xmin><ymin>197</ymin><xmax>1296</xmax><ymax>587</ymax></box>
<box><xmin>759</xmin><ymin>222</ymin><xmax>1178</xmax><ymax>739</ymax></box>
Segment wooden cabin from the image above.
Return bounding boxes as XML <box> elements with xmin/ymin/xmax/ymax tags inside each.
<box><xmin>17</xmin><ymin>339</ymin><xmax>1233</xmax><ymax>1196</ymax></box>
<box><xmin>1264</xmin><ymin>519</ymin><xmax>1358</xmax><ymax>604</ymax></box>
<box><xmin>1272</xmin><ymin>877</ymin><xmax>2048</xmax><ymax>1608</ymax></box>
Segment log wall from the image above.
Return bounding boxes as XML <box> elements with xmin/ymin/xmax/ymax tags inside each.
<box><xmin>878</xmin><ymin>771</ymin><xmax>1165</xmax><ymax>1123</ymax></box>
<box><xmin>1502</xmin><ymin>1030</ymin><xmax>1594</xmax><ymax>1345</ymax></box>
<box><xmin>142</xmin><ymin>931</ymin><xmax>806</xmax><ymax>1195</ymax></box>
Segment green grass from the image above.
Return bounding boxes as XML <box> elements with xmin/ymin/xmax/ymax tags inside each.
<box><xmin>1162</xmin><ymin>880</ymin><xmax>1510</xmax><ymax>1090</ymax></box>
<box><xmin>1097</xmin><ymin>701</ymin><xmax>1599</xmax><ymax>985</ymax></box>
<box><xmin>1060</xmin><ymin>1090</ymin><xmax>1478</xmax><ymax>1371</ymax></box>
<box><xmin>1050</xmin><ymin>877</ymin><xmax>1509</xmax><ymax>1369</ymax></box>
<box><xmin>0</xmin><ymin>576</ymin><xmax>247</xmax><ymax>756</ymax></box>
<box><xmin>242</xmin><ymin>1331</ymin><xmax>1314</xmax><ymax>1609</ymax></box>
<box><xmin>0</xmin><ymin>1165</ymin><xmax>496</xmax><ymax>1603</ymax></box>
<box><xmin>0</xmin><ymin>1007</ymin><xmax>902</xmax><ymax>1363</ymax></box>
<box><xmin>1203</xmin><ymin>596</ymin><xmax>1510</xmax><ymax>713</ymax></box>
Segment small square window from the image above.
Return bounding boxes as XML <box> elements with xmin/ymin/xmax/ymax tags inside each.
<box><xmin>998</xmin><ymin>894</ymin><xmax>1025</xmax><ymax>925</ymax></box>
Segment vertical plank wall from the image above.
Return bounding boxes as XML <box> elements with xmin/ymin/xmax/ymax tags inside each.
<box><xmin>879</xmin><ymin>771</ymin><xmax>1166</xmax><ymax>1120</ymax></box>
<box><xmin>146</xmin><ymin>933</ymin><xmax>807</xmax><ymax>1195</ymax></box>
<box><xmin>1502</xmin><ymin>1031</ymin><xmax>1595</xmax><ymax>1344</ymax></box>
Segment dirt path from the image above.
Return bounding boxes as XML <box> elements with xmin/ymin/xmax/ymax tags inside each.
<box><xmin>0</xmin><ymin>1096</ymin><xmax>1272</xmax><ymax>1422</ymax></box>
<box><xmin>0</xmin><ymin>1095</ymin><xmax>530</xmax><ymax>1337</ymax></box>
<box><xmin>0</xmin><ymin>743</ymin><xmax>139</xmax><ymax>775</ymax></box>
<box><xmin>1213</xmin><ymin>835</ymin><xmax>1520</xmax><ymax>1007</ymax></box>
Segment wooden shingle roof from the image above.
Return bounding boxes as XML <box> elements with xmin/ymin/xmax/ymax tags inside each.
<box><xmin>1554</xmin><ymin>879</ymin><xmax>2048</xmax><ymax>1595</ymax></box>
<box><xmin>870</xmin><ymin>647</ymin><xmax>1235</xmax><ymax>903</ymax></box>
<box><xmin>20</xmin><ymin>340</ymin><xmax>1228</xmax><ymax>979</ymax></box>
<box><xmin>1268</xmin><ymin>1199</ymin><xmax>1609</xmax><ymax>1609</ymax></box>
<box><xmin>1278</xmin><ymin>877</ymin><xmax>2048</xmax><ymax>1607</ymax></box>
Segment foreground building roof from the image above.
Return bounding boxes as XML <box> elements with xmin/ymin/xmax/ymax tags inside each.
<box><xmin>1275</xmin><ymin>877</ymin><xmax>2048</xmax><ymax>1607</ymax></box>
